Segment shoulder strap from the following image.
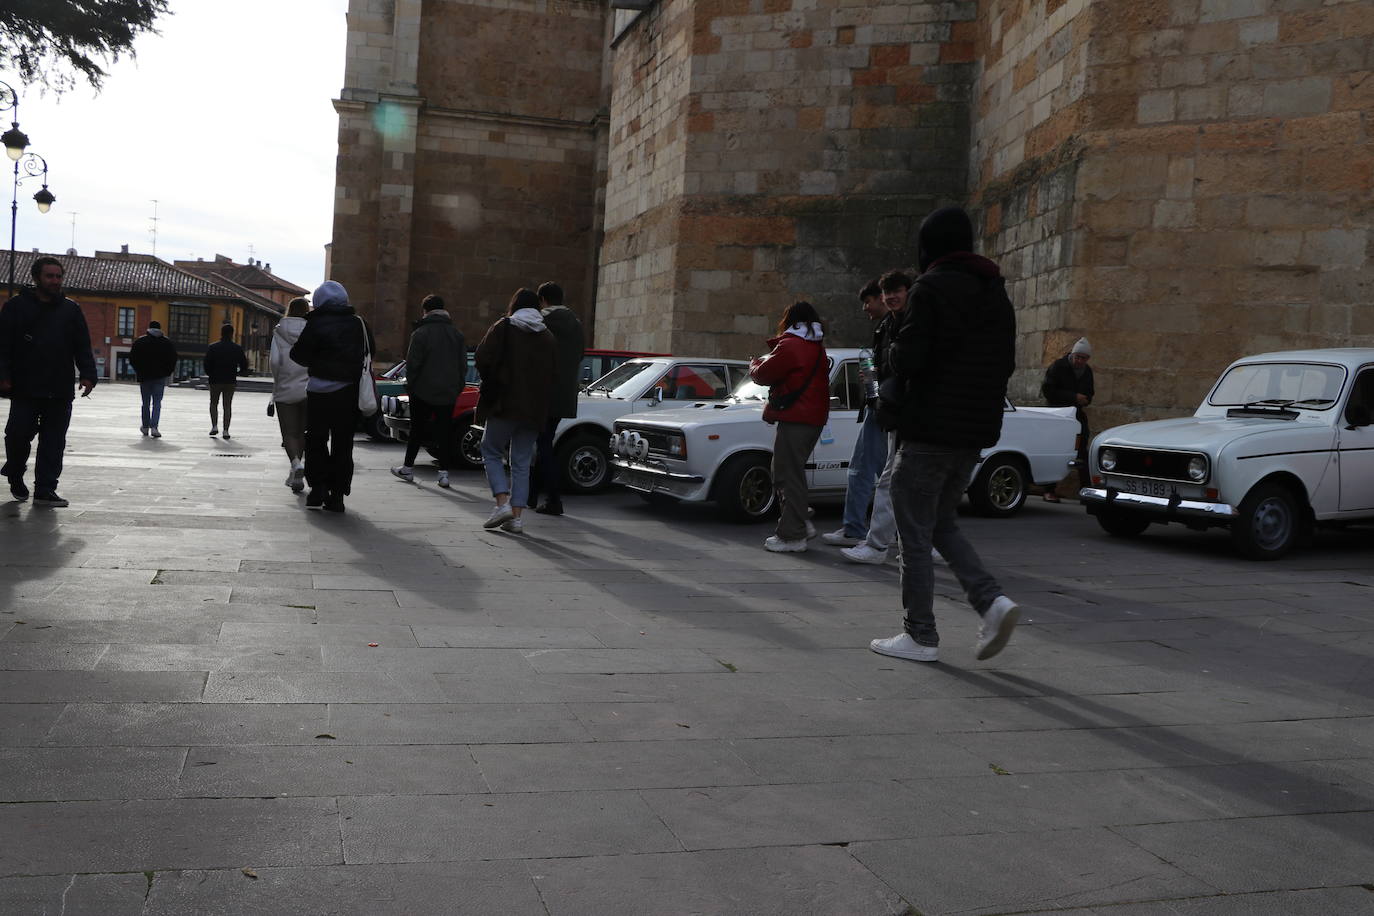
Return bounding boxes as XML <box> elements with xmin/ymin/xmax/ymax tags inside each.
<box><xmin>357</xmin><ymin>315</ymin><xmax>370</xmax><ymax>358</ymax></box>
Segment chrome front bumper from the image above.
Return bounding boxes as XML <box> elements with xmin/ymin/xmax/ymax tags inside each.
<box><xmin>1079</xmin><ymin>487</ymin><xmax>1237</xmax><ymax>519</ymax></box>
<box><xmin>611</xmin><ymin>459</ymin><xmax>708</xmax><ymax>500</ymax></box>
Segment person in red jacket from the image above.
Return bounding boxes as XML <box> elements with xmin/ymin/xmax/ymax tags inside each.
<box><xmin>749</xmin><ymin>300</ymin><xmax>830</xmax><ymax>552</ymax></box>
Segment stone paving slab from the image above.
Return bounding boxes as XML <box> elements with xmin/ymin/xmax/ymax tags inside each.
<box><xmin>3</xmin><ymin>385</ymin><xmax>1373</xmax><ymax>913</ymax></box>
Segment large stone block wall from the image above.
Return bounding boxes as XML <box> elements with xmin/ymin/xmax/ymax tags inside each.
<box><xmin>598</xmin><ymin>0</ymin><xmax>979</xmax><ymax>359</ymax></box>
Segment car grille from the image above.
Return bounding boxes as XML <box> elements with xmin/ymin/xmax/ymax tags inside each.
<box><xmin>1106</xmin><ymin>447</ymin><xmax>1197</xmax><ymax>482</ymax></box>
<box><xmin>614</xmin><ymin>423</ymin><xmax>676</xmax><ymax>458</ymax></box>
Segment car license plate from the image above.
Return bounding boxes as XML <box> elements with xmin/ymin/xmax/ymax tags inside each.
<box><xmin>1112</xmin><ymin>477</ymin><xmax>1172</xmax><ymax>498</ymax></box>
<box><xmin>619</xmin><ymin>469</ymin><xmax>657</xmax><ymax>492</ymax></box>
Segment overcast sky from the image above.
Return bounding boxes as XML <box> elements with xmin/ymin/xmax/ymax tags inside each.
<box><xmin>8</xmin><ymin>0</ymin><xmax>349</xmax><ymax>290</ymax></box>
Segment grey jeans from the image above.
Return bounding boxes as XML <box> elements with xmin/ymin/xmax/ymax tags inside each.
<box><xmin>772</xmin><ymin>421</ymin><xmax>822</xmax><ymax>541</ymax></box>
<box><xmin>890</xmin><ymin>443</ymin><xmax>1003</xmax><ymax>646</ymax></box>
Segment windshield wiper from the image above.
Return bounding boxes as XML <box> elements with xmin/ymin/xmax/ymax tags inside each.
<box><xmin>1289</xmin><ymin>398</ymin><xmax>1334</xmax><ymax>408</ymax></box>
<box><xmin>1242</xmin><ymin>399</ymin><xmax>1295</xmax><ymax>408</ymax></box>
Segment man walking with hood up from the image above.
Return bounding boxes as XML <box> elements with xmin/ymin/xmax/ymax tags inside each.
<box><xmin>869</xmin><ymin>207</ymin><xmax>1020</xmax><ymax>664</ymax></box>
<box><xmin>291</xmin><ymin>280</ymin><xmax>374</xmax><ymax>513</ymax></box>
<box><xmin>391</xmin><ymin>294</ymin><xmax>466</xmax><ymax>489</ymax></box>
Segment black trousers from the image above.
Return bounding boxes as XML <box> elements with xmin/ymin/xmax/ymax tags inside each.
<box><xmin>403</xmin><ymin>397</ymin><xmax>454</xmax><ymax>470</ymax></box>
<box><xmin>531</xmin><ymin>416</ymin><xmax>561</xmax><ymax>505</ymax></box>
<box><xmin>305</xmin><ymin>386</ymin><xmax>360</xmax><ymax>496</ymax></box>
<box><xmin>2</xmin><ymin>396</ymin><xmax>73</xmax><ymax>493</ymax></box>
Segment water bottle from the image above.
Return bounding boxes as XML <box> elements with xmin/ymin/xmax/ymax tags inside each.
<box><xmin>859</xmin><ymin>348</ymin><xmax>879</xmax><ymax>401</ymax></box>
<box><xmin>819</xmin><ymin>423</ymin><xmax>835</xmax><ymax>445</ymax></box>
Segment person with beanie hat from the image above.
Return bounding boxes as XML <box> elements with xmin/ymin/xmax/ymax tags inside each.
<box><xmin>290</xmin><ymin>280</ymin><xmax>375</xmax><ymax>513</ymax></box>
<box><xmin>128</xmin><ymin>319</ymin><xmax>178</xmax><ymax>438</ymax></box>
<box><xmin>1041</xmin><ymin>336</ymin><xmax>1095</xmax><ymax>497</ymax></box>
<box><xmin>869</xmin><ymin>206</ymin><xmax>1020</xmax><ymax>665</ymax></box>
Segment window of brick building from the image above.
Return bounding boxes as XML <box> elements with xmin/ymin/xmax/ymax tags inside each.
<box><xmin>117</xmin><ymin>307</ymin><xmax>135</xmax><ymax>338</ymax></box>
<box><xmin>168</xmin><ymin>303</ymin><xmax>209</xmax><ymax>344</ymax></box>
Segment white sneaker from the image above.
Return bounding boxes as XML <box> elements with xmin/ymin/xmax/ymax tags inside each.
<box><xmin>500</xmin><ymin>516</ymin><xmax>523</xmax><ymax>534</ymax></box>
<box><xmin>805</xmin><ymin>521</ymin><xmax>817</xmax><ymax>540</ymax></box>
<box><xmin>763</xmin><ymin>535</ymin><xmax>808</xmax><ymax>553</ymax></box>
<box><xmin>151</xmin><ymin>428</ymin><xmax>161</xmax><ymax>438</ymax></box>
<box><xmin>841</xmin><ymin>543</ymin><xmax>889</xmax><ymax>564</ymax></box>
<box><xmin>821</xmin><ymin>528</ymin><xmax>862</xmax><ymax>546</ymax></box>
<box><xmin>437</xmin><ymin>471</ymin><xmax>450</xmax><ymax>489</ymax></box>
<box><xmin>869</xmin><ymin>632</ymin><xmax>939</xmax><ymax>662</ymax></box>
<box><xmin>484</xmin><ymin>504</ymin><xmax>515</xmax><ymax>529</ymax></box>
<box><xmin>976</xmin><ymin>595</ymin><xmax>1021</xmax><ymax>661</ymax></box>
<box><xmin>391</xmin><ymin>465</ymin><xmax>415</xmax><ymax>483</ymax></box>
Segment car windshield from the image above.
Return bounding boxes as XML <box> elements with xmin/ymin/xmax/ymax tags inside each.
<box><xmin>584</xmin><ymin>360</ymin><xmax>665</xmax><ymax>399</ymax></box>
<box><xmin>731</xmin><ymin>378</ymin><xmax>769</xmax><ymax>401</ymax></box>
<box><xmin>1209</xmin><ymin>362</ymin><xmax>1346</xmax><ymax>410</ymax></box>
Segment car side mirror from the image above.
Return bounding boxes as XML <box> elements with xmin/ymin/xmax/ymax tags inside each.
<box><xmin>829</xmin><ymin>396</ymin><xmax>843</xmax><ymax>409</ymax></box>
<box><xmin>1346</xmin><ymin>404</ymin><xmax>1371</xmax><ymax>429</ymax></box>
<box><xmin>653</xmin><ymin>387</ymin><xmax>664</xmax><ymax>403</ymax></box>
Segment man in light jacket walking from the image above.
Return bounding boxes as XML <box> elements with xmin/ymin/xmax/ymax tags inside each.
<box><xmin>391</xmin><ymin>294</ymin><xmax>467</xmax><ymax>489</ymax></box>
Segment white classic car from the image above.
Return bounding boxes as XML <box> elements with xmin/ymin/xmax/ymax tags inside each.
<box><xmin>1081</xmin><ymin>348</ymin><xmax>1374</xmax><ymax>560</ymax></box>
<box><xmin>609</xmin><ymin>347</ymin><xmax>1080</xmax><ymax>521</ymax></box>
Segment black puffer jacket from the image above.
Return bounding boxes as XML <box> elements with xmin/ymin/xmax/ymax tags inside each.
<box><xmin>887</xmin><ymin>254</ymin><xmax>1016</xmax><ymax>449</ymax></box>
<box><xmin>0</xmin><ymin>289</ymin><xmax>97</xmax><ymax>399</ymax></box>
<box><xmin>291</xmin><ymin>303</ymin><xmax>374</xmax><ymax>384</ymax></box>
<box><xmin>129</xmin><ymin>332</ymin><xmax>178</xmax><ymax>381</ymax></box>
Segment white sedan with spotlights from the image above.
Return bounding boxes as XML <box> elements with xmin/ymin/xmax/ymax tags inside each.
<box><xmin>610</xmin><ymin>348</ymin><xmax>1080</xmax><ymax>521</ymax></box>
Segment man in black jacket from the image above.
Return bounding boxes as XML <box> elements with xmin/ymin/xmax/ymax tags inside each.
<box><xmin>531</xmin><ymin>281</ymin><xmax>585</xmax><ymax>516</ymax></box>
<box><xmin>1041</xmin><ymin>337</ymin><xmax>1094</xmax><ymax>496</ymax></box>
<box><xmin>869</xmin><ymin>208</ymin><xmax>1020</xmax><ymax>664</ymax></box>
<box><xmin>203</xmin><ymin>323</ymin><xmax>248</xmax><ymax>438</ymax></box>
<box><xmin>0</xmin><ymin>257</ymin><xmax>97</xmax><ymax>506</ymax></box>
<box><xmin>128</xmin><ymin>319</ymin><xmax>178</xmax><ymax>438</ymax></box>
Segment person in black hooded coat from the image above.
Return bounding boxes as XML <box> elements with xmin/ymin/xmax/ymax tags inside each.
<box><xmin>869</xmin><ymin>207</ymin><xmax>1022</xmax><ymax>667</ymax></box>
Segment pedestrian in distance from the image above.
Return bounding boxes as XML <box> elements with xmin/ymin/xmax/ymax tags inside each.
<box><xmin>0</xmin><ymin>256</ymin><xmax>97</xmax><ymax>507</ymax></box>
<box><xmin>748</xmin><ymin>300</ymin><xmax>830</xmax><ymax>553</ymax></box>
<box><xmin>1040</xmin><ymin>337</ymin><xmax>1094</xmax><ymax>500</ymax></box>
<box><xmin>870</xmin><ymin>206</ymin><xmax>1020</xmax><ymax>664</ymax></box>
<box><xmin>291</xmin><ymin>280</ymin><xmax>375</xmax><ymax>514</ymax></box>
<box><xmin>530</xmin><ymin>281</ymin><xmax>585</xmax><ymax>516</ymax></box>
<box><xmin>474</xmin><ymin>288</ymin><xmax>557</xmax><ymax>535</ymax></box>
<box><xmin>128</xmin><ymin>319</ymin><xmax>177</xmax><ymax>438</ymax></box>
<box><xmin>270</xmin><ymin>297</ymin><xmax>310</xmax><ymax>493</ymax></box>
<box><xmin>391</xmin><ymin>294</ymin><xmax>467</xmax><ymax>489</ymax></box>
<box><xmin>820</xmin><ymin>278</ymin><xmax>887</xmax><ymax>547</ymax></box>
<box><xmin>840</xmin><ymin>269</ymin><xmax>910</xmax><ymax>566</ymax></box>
<box><xmin>204</xmin><ymin>323</ymin><xmax>248</xmax><ymax>438</ymax></box>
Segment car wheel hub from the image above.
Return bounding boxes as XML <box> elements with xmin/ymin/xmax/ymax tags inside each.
<box><xmin>739</xmin><ymin>466</ymin><xmax>773</xmax><ymax>514</ymax></box>
<box><xmin>1251</xmin><ymin>497</ymin><xmax>1291</xmax><ymax>550</ymax></box>
<box><xmin>988</xmin><ymin>466</ymin><xmax>1022</xmax><ymax>509</ymax></box>
<box><xmin>570</xmin><ymin>447</ymin><xmax>605</xmax><ymax>486</ymax></box>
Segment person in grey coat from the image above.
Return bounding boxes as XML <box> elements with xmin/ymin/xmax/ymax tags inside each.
<box><xmin>391</xmin><ymin>294</ymin><xmax>467</xmax><ymax>488</ymax></box>
<box><xmin>530</xmin><ymin>281</ymin><xmax>585</xmax><ymax>515</ymax></box>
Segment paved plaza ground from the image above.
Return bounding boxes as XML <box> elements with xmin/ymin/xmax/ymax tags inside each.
<box><xmin>1</xmin><ymin>383</ymin><xmax>1372</xmax><ymax>915</ymax></box>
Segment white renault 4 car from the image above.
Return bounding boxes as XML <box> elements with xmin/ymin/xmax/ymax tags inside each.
<box><xmin>610</xmin><ymin>348</ymin><xmax>1080</xmax><ymax>521</ymax></box>
<box><xmin>1082</xmin><ymin>348</ymin><xmax>1374</xmax><ymax>560</ymax></box>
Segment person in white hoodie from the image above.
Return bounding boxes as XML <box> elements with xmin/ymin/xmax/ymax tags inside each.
<box><xmin>270</xmin><ymin>297</ymin><xmax>310</xmax><ymax>492</ymax></box>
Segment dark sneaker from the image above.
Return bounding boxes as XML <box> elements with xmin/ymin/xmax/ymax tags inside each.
<box><xmin>209</xmin><ymin>428</ymin><xmax>218</xmax><ymax>437</ymax></box>
<box><xmin>323</xmin><ymin>496</ymin><xmax>345</xmax><ymax>513</ymax></box>
<box><xmin>533</xmin><ymin>500</ymin><xmax>563</xmax><ymax>516</ymax></box>
<box><xmin>305</xmin><ymin>489</ymin><xmax>326</xmax><ymax>509</ymax></box>
<box><xmin>33</xmin><ymin>492</ymin><xmax>69</xmax><ymax>508</ymax></box>
<box><xmin>8</xmin><ymin>477</ymin><xmax>28</xmax><ymax>501</ymax></box>
<box><xmin>222</xmin><ymin>431</ymin><xmax>232</xmax><ymax>440</ymax></box>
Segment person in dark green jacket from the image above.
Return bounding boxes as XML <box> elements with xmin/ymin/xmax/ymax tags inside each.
<box><xmin>531</xmin><ymin>281</ymin><xmax>585</xmax><ymax>516</ymax></box>
<box><xmin>391</xmin><ymin>295</ymin><xmax>467</xmax><ymax>489</ymax></box>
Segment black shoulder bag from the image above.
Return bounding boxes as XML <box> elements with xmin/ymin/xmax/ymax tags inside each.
<box><xmin>767</xmin><ymin>345</ymin><xmax>825</xmax><ymax>412</ymax></box>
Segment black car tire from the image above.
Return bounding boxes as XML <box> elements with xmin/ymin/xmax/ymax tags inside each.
<box><xmin>967</xmin><ymin>455</ymin><xmax>1028</xmax><ymax>517</ymax></box>
<box><xmin>559</xmin><ymin>432</ymin><xmax>611</xmax><ymax>493</ymax></box>
<box><xmin>1096</xmin><ymin>507</ymin><xmax>1151</xmax><ymax>538</ymax></box>
<box><xmin>715</xmin><ymin>454</ymin><xmax>776</xmax><ymax>523</ymax></box>
<box><xmin>1231</xmin><ymin>481</ymin><xmax>1300</xmax><ymax>560</ymax></box>
<box><xmin>363</xmin><ymin>412</ymin><xmax>389</xmax><ymax>441</ymax></box>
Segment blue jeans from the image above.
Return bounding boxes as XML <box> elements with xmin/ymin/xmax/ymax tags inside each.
<box><xmin>3</xmin><ymin>396</ymin><xmax>72</xmax><ymax>493</ymax></box>
<box><xmin>139</xmin><ymin>377</ymin><xmax>167</xmax><ymax>429</ymax></box>
<box><xmin>481</xmin><ymin>416</ymin><xmax>539</xmax><ymax>508</ymax></box>
<box><xmin>890</xmin><ymin>443</ymin><xmax>1003</xmax><ymax>647</ymax></box>
<box><xmin>841</xmin><ymin>409</ymin><xmax>887</xmax><ymax>538</ymax></box>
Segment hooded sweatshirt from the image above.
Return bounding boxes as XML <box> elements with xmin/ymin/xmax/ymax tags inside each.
<box><xmin>129</xmin><ymin>327</ymin><xmax>178</xmax><ymax>381</ymax></box>
<box><xmin>749</xmin><ymin>322</ymin><xmax>830</xmax><ymax>426</ymax></box>
<box><xmin>290</xmin><ymin>281</ymin><xmax>374</xmax><ymax>389</ymax></box>
<box><xmin>270</xmin><ymin>316</ymin><xmax>308</xmax><ymax>404</ymax></box>
<box><xmin>473</xmin><ymin>309</ymin><xmax>558</xmax><ymax>428</ymax></box>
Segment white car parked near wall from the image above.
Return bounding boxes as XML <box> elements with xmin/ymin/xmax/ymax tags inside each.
<box><xmin>610</xmin><ymin>348</ymin><xmax>1080</xmax><ymax>521</ymax></box>
<box><xmin>1081</xmin><ymin>348</ymin><xmax>1374</xmax><ymax>560</ymax></box>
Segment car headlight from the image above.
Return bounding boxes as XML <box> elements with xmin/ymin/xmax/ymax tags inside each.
<box><xmin>665</xmin><ymin>433</ymin><xmax>686</xmax><ymax>458</ymax></box>
<box><xmin>1187</xmin><ymin>455</ymin><xmax>1208</xmax><ymax>482</ymax></box>
<box><xmin>1100</xmin><ymin>447</ymin><xmax>1117</xmax><ymax>471</ymax></box>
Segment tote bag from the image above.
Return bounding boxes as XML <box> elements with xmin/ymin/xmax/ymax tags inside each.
<box><xmin>357</xmin><ymin>316</ymin><xmax>378</xmax><ymax>416</ymax></box>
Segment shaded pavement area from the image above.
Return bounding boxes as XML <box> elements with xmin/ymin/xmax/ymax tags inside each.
<box><xmin>1</xmin><ymin>383</ymin><xmax>1372</xmax><ymax>914</ymax></box>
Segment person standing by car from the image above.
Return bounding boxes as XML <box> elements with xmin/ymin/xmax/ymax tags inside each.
<box><xmin>128</xmin><ymin>319</ymin><xmax>177</xmax><ymax>438</ymax></box>
<box><xmin>0</xmin><ymin>256</ymin><xmax>97</xmax><ymax>507</ymax></box>
<box><xmin>204</xmin><ymin>323</ymin><xmax>248</xmax><ymax>438</ymax></box>
<box><xmin>391</xmin><ymin>294</ymin><xmax>467</xmax><ymax>489</ymax></box>
<box><xmin>1040</xmin><ymin>337</ymin><xmax>1094</xmax><ymax>499</ymax></box>
<box><xmin>820</xmin><ymin>278</ymin><xmax>886</xmax><ymax>546</ymax></box>
<box><xmin>749</xmin><ymin>300</ymin><xmax>830</xmax><ymax>553</ymax></box>
<box><xmin>291</xmin><ymin>280</ymin><xmax>375</xmax><ymax>513</ymax></box>
<box><xmin>474</xmin><ymin>288</ymin><xmax>557</xmax><ymax>534</ymax></box>
<box><xmin>270</xmin><ymin>297</ymin><xmax>310</xmax><ymax>492</ymax></box>
<box><xmin>870</xmin><ymin>206</ymin><xmax>1020</xmax><ymax>664</ymax></box>
<box><xmin>531</xmin><ymin>281</ymin><xmax>585</xmax><ymax>516</ymax></box>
